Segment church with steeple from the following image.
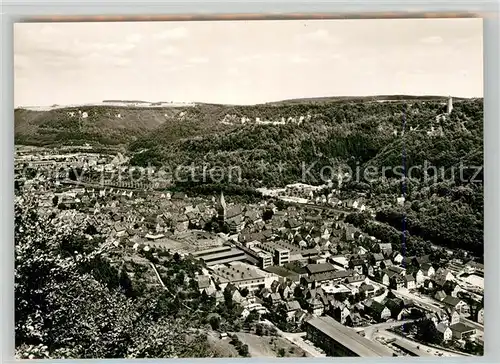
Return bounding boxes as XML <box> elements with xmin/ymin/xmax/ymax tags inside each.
<box><xmin>217</xmin><ymin>191</ymin><xmax>227</xmax><ymax>227</ymax></box>
<box><xmin>447</xmin><ymin>96</ymin><xmax>453</xmax><ymax>114</ymax></box>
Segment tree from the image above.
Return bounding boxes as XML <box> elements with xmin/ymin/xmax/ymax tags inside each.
<box><xmin>119</xmin><ymin>269</ymin><xmax>134</xmax><ymax>297</ymax></box>
<box><xmin>263</xmin><ymin>209</ymin><xmax>274</xmax><ymax>221</ymax></box>
<box><xmin>275</xmin><ymin>200</ymin><xmax>286</xmax><ymax>211</ymax></box>
<box><xmin>268</xmin><ymin>326</ymin><xmax>278</xmax><ymax>336</ymax></box>
<box><xmin>230</xmin><ymin>334</ymin><xmax>240</xmax><ymax>346</ymax></box>
<box><xmin>209</xmin><ymin>315</ymin><xmax>221</xmax><ymax>330</ymax></box>
<box><xmin>52</xmin><ymin>196</ymin><xmax>59</xmax><ymax>206</ymax></box>
<box><xmin>255</xmin><ymin>323</ymin><xmax>264</xmax><ymax>336</ymax></box>
<box><xmin>443</xmin><ymin>281</ymin><xmax>457</xmax><ymax>295</ymax></box>
<box><xmin>245</xmin><ymin>310</ymin><xmax>260</xmax><ymax>325</ymax></box>
<box><xmin>223</xmin><ymin>288</ymin><xmax>234</xmax><ymax>310</ymax></box>
<box><xmin>277</xmin><ymin>348</ymin><xmax>286</xmax><ymax>357</ymax></box>
<box><xmin>84</xmin><ymin>224</ymin><xmax>98</xmax><ymax>236</ymax></box>
<box><xmin>414</xmin><ymin>319</ymin><xmax>441</xmax><ymax>345</ymax></box>
<box><xmin>464</xmin><ymin>340</ymin><xmax>484</xmax><ymax>356</ymax></box>
<box><xmin>15</xmin><ymin>197</ymin><xmax>215</xmax><ymax>359</ymax></box>
<box><xmin>173</xmin><ymin>252</ymin><xmax>181</xmax><ymax>263</ymax></box>
<box><xmin>238</xmin><ymin>344</ymin><xmax>249</xmax><ymax>357</ymax></box>
<box><xmin>240</xmin><ymin>287</ymin><xmax>249</xmax><ymax>297</ymax></box>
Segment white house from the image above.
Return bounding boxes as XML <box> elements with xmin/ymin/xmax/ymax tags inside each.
<box><xmin>436</xmin><ymin>268</ymin><xmax>454</xmax><ymax>282</ymax></box>
<box><xmin>421</xmin><ymin>263</ymin><xmax>435</xmax><ymax>278</ymax></box>
<box><xmin>477</xmin><ymin>307</ymin><xmax>484</xmax><ymax>324</ymax></box>
<box><xmin>404</xmin><ymin>275</ymin><xmax>416</xmax><ymax>290</ymax></box>
<box><xmin>436</xmin><ymin>323</ymin><xmax>453</xmax><ymax>342</ymax></box>
<box><xmin>357</xmin><ymin>246</ymin><xmax>369</xmax><ymax>255</ymax></box>
<box><xmin>414</xmin><ymin>269</ymin><xmax>425</xmax><ymax>287</ymax></box>
<box><xmin>337</xmin><ymin>306</ymin><xmax>351</xmax><ymax>325</ymax></box>
<box><xmin>450</xmin><ymin>310</ymin><xmax>461</xmax><ymax>325</ymax></box>
<box><xmin>392</xmin><ymin>252</ymin><xmax>404</xmax><ymax>264</ymax></box>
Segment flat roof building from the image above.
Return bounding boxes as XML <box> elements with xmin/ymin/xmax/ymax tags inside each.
<box><xmin>211</xmin><ymin>262</ymin><xmax>266</xmax><ymax>290</ymax></box>
<box><xmin>193</xmin><ymin>245</ymin><xmax>232</xmax><ymax>257</ymax></box>
<box><xmin>305</xmin><ymin>316</ymin><xmax>394</xmax><ymax>357</ymax></box>
<box><xmin>198</xmin><ymin>247</ymin><xmax>246</xmax><ymax>266</ymax></box>
<box><xmin>257</xmin><ymin>241</ymin><xmax>291</xmax><ymax>266</ymax></box>
<box><xmin>249</xmin><ymin>246</ymin><xmax>273</xmax><ymax>269</ymax></box>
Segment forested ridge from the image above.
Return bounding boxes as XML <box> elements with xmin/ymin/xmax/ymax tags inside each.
<box><xmin>127</xmin><ymin>98</ymin><xmax>483</xmax><ymax>257</ymax></box>
<box><xmin>15</xmin><ymin>97</ymin><xmax>484</xmax><ymax>358</ymax></box>
<box><xmin>15</xmin><ymin>97</ymin><xmax>484</xmax><ymax>257</ymax></box>
<box><xmin>128</xmin><ymin>98</ymin><xmax>482</xmax><ymax>185</ymax></box>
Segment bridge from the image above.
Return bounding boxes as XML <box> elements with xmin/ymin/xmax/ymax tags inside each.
<box><xmin>60</xmin><ymin>179</ymin><xmax>164</xmax><ymax>192</ymax></box>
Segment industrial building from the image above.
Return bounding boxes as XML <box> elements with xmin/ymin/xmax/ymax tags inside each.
<box><xmin>256</xmin><ymin>241</ymin><xmax>291</xmax><ymax>266</ymax></box>
<box><xmin>194</xmin><ymin>246</ymin><xmax>246</xmax><ymax>266</ymax></box>
<box><xmin>210</xmin><ymin>262</ymin><xmax>266</xmax><ymax>291</ymax></box>
<box><xmin>275</xmin><ymin>247</ymin><xmax>290</xmax><ymax>266</ymax></box>
<box><xmin>305</xmin><ymin>316</ymin><xmax>394</xmax><ymax>357</ymax></box>
<box><xmin>248</xmin><ymin>246</ymin><xmax>273</xmax><ymax>269</ymax></box>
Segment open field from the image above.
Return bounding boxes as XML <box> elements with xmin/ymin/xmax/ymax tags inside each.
<box><xmin>232</xmin><ymin>333</ymin><xmax>308</xmax><ymax>358</ymax></box>
<box><xmin>144</xmin><ymin>236</ymin><xmax>224</xmax><ymax>255</ymax></box>
<box><xmin>205</xmin><ymin>332</ymin><xmax>240</xmax><ymax>358</ymax></box>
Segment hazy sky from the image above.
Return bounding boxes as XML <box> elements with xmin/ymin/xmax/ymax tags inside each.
<box><xmin>14</xmin><ymin>18</ymin><xmax>483</xmax><ymax>106</ymax></box>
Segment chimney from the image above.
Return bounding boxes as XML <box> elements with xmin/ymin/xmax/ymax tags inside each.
<box><xmin>447</xmin><ymin>96</ymin><xmax>453</xmax><ymax>114</ymax></box>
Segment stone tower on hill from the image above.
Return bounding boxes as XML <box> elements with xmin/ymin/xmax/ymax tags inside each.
<box><xmin>447</xmin><ymin>96</ymin><xmax>453</xmax><ymax>114</ymax></box>
<box><xmin>217</xmin><ymin>191</ymin><xmax>227</xmax><ymax>226</ymax></box>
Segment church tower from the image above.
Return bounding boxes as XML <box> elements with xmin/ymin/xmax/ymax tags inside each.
<box><xmin>447</xmin><ymin>96</ymin><xmax>453</xmax><ymax>114</ymax></box>
<box><xmin>217</xmin><ymin>191</ymin><xmax>227</xmax><ymax>226</ymax></box>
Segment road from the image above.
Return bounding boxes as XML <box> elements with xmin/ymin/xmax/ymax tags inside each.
<box><xmin>281</xmin><ymin>199</ymin><xmax>356</xmax><ymax>215</ymax></box>
<box><xmin>150</xmin><ymin>262</ymin><xmax>166</xmax><ymax>288</ymax></box>
<box><xmin>354</xmin><ymin>319</ymin><xmax>417</xmax><ymax>340</ymax></box>
<box><xmin>61</xmin><ymin>178</ymin><xmax>163</xmax><ymax>192</ymax></box>
<box><xmin>373</xmin><ymin>329</ymin><xmax>464</xmax><ymax>357</ymax></box>
<box><xmin>392</xmin><ymin>289</ymin><xmax>445</xmax><ymax>314</ymax></box>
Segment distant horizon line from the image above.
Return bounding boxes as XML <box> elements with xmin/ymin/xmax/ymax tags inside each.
<box><xmin>15</xmin><ymin>93</ymin><xmax>484</xmax><ymax>109</ymax></box>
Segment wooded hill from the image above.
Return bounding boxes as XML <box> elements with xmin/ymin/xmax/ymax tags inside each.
<box><xmin>15</xmin><ymin>97</ymin><xmax>484</xmax><ymax>256</ymax></box>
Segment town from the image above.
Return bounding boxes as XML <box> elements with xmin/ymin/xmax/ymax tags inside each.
<box><xmin>15</xmin><ymin>144</ymin><xmax>484</xmax><ymax>358</ymax></box>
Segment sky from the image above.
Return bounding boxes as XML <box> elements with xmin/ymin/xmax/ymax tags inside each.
<box><xmin>14</xmin><ymin>18</ymin><xmax>483</xmax><ymax>106</ymax></box>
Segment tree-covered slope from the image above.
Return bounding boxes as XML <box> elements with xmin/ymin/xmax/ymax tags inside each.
<box><xmin>15</xmin><ymin>106</ymin><xmax>187</xmax><ymax>147</ymax></box>
<box><xmin>127</xmin><ymin>97</ymin><xmax>483</xmax><ymax>257</ymax></box>
<box><xmin>15</xmin><ymin>97</ymin><xmax>484</xmax><ymax>256</ymax></box>
<box><xmin>128</xmin><ymin>98</ymin><xmax>482</xmax><ymax>187</ymax></box>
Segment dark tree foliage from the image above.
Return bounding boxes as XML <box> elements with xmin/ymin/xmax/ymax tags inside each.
<box><xmin>414</xmin><ymin>319</ymin><xmax>442</xmax><ymax>345</ymax></box>
<box><xmin>128</xmin><ymin>99</ymin><xmax>484</xmax><ymax>257</ymax></box>
<box><xmin>17</xmin><ymin>98</ymin><xmax>483</xmax><ymax>257</ymax></box>
<box><xmin>262</xmin><ymin>209</ymin><xmax>274</xmax><ymax>221</ymax></box>
<box><xmin>15</xmin><ymin>197</ymin><xmax>217</xmax><ymax>359</ymax></box>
